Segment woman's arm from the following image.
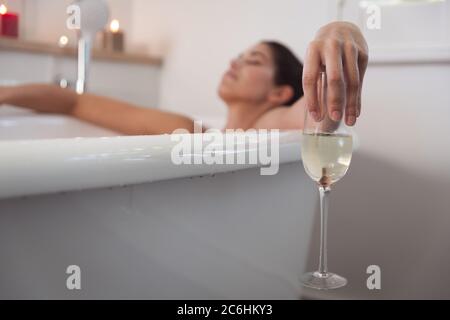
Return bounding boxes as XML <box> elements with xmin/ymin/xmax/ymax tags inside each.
<box><xmin>1</xmin><ymin>83</ymin><xmax>77</xmax><ymax>114</ymax></box>
<box><xmin>0</xmin><ymin>84</ymin><xmax>196</xmax><ymax>135</ymax></box>
<box><xmin>303</xmin><ymin>21</ymin><xmax>368</xmax><ymax>126</ymax></box>
<box><xmin>253</xmin><ymin>21</ymin><xmax>369</xmax><ymax>131</ymax></box>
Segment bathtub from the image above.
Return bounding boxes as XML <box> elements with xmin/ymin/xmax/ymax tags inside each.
<box><xmin>0</xmin><ymin>106</ymin><xmax>318</xmax><ymax>299</ymax></box>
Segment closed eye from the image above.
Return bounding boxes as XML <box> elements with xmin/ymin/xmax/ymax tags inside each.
<box><xmin>244</xmin><ymin>59</ymin><xmax>263</xmax><ymax>65</ymax></box>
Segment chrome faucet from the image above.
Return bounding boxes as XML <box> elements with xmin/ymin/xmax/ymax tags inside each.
<box><xmin>74</xmin><ymin>0</ymin><xmax>109</xmax><ymax>94</ymax></box>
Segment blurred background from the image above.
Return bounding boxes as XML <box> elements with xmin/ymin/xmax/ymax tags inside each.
<box><xmin>0</xmin><ymin>0</ymin><xmax>449</xmax><ymax>299</ymax></box>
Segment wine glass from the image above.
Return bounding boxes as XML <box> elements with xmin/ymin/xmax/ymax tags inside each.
<box><xmin>299</xmin><ymin>71</ymin><xmax>354</xmax><ymax>290</ymax></box>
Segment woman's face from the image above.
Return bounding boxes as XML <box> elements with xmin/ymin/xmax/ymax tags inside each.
<box><xmin>218</xmin><ymin>43</ymin><xmax>277</xmax><ymax>106</ymax></box>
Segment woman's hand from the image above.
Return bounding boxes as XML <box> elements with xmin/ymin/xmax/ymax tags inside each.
<box><xmin>303</xmin><ymin>21</ymin><xmax>369</xmax><ymax>126</ymax></box>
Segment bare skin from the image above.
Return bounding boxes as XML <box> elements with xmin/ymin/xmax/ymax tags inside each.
<box><xmin>0</xmin><ymin>85</ymin><xmax>197</xmax><ymax>135</ymax></box>
<box><xmin>302</xmin><ymin>21</ymin><xmax>369</xmax><ymax>125</ymax></box>
<box><xmin>0</xmin><ymin>22</ymin><xmax>368</xmax><ymax>135</ymax></box>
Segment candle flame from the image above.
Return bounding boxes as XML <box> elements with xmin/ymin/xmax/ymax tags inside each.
<box><xmin>0</xmin><ymin>4</ymin><xmax>7</xmax><ymax>15</ymax></box>
<box><xmin>110</xmin><ymin>19</ymin><xmax>120</xmax><ymax>33</ymax></box>
<box><xmin>58</xmin><ymin>35</ymin><xmax>69</xmax><ymax>48</ymax></box>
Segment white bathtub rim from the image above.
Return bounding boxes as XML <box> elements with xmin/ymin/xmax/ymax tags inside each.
<box><xmin>0</xmin><ymin>131</ymin><xmax>303</xmax><ymax>199</ymax></box>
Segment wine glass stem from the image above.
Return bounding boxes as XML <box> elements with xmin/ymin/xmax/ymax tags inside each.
<box><xmin>318</xmin><ymin>185</ymin><xmax>331</xmax><ymax>275</ymax></box>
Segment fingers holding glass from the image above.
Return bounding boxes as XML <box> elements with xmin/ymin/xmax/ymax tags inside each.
<box><xmin>323</xmin><ymin>41</ymin><xmax>345</xmax><ymax>123</ymax></box>
<box><xmin>342</xmin><ymin>42</ymin><xmax>360</xmax><ymax>126</ymax></box>
<box><xmin>302</xmin><ymin>41</ymin><xmax>322</xmax><ymax>121</ymax></box>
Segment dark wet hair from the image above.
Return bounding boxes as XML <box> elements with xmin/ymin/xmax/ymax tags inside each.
<box><xmin>263</xmin><ymin>41</ymin><xmax>304</xmax><ymax>106</ymax></box>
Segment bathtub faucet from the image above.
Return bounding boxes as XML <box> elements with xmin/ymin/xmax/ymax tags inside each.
<box><xmin>74</xmin><ymin>0</ymin><xmax>109</xmax><ymax>94</ymax></box>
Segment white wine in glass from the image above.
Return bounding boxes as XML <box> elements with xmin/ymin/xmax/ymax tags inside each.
<box><xmin>300</xmin><ymin>71</ymin><xmax>354</xmax><ymax>290</ymax></box>
<box><xmin>301</xmin><ymin>133</ymin><xmax>352</xmax><ymax>186</ymax></box>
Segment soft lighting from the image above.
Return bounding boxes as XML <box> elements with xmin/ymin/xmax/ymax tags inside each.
<box><xmin>110</xmin><ymin>19</ymin><xmax>120</xmax><ymax>33</ymax></box>
<box><xmin>58</xmin><ymin>35</ymin><xmax>69</xmax><ymax>48</ymax></box>
<box><xmin>0</xmin><ymin>4</ymin><xmax>8</xmax><ymax>15</ymax></box>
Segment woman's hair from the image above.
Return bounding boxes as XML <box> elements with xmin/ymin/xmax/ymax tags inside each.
<box><xmin>263</xmin><ymin>41</ymin><xmax>304</xmax><ymax>106</ymax></box>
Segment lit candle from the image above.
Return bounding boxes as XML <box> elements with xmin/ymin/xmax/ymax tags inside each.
<box><xmin>102</xmin><ymin>19</ymin><xmax>124</xmax><ymax>52</ymax></box>
<box><xmin>0</xmin><ymin>4</ymin><xmax>19</xmax><ymax>38</ymax></box>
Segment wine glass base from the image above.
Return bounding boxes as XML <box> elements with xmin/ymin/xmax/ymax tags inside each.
<box><xmin>300</xmin><ymin>271</ymin><xmax>347</xmax><ymax>290</ymax></box>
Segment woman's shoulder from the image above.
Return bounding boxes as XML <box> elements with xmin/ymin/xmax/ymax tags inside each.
<box><xmin>252</xmin><ymin>99</ymin><xmax>305</xmax><ymax>130</ymax></box>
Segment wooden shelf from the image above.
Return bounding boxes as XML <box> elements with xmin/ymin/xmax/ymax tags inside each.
<box><xmin>0</xmin><ymin>38</ymin><xmax>163</xmax><ymax>66</ymax></box>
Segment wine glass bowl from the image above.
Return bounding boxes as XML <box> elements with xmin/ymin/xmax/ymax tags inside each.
<box><xmin>301</xmin><ymin>131</ymin><xmax>353</xmax><ymax>188</ymax></box>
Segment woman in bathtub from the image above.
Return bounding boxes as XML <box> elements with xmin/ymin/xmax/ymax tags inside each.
<box><xmin>0</xmin><ymin>22</ymin><xmax>368</xmax><ymax>134</ymax></box>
